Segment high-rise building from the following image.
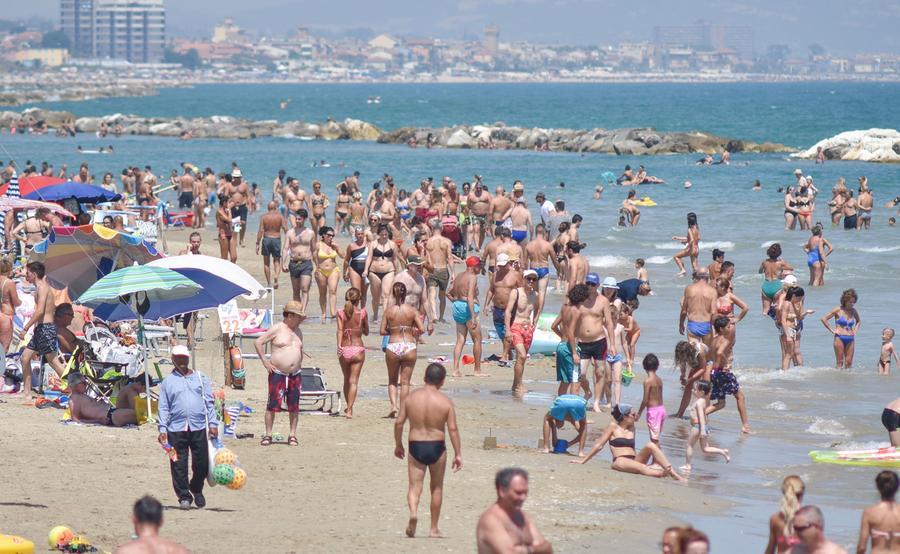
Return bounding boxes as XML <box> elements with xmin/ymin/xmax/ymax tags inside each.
<box><xmin>483</xmin><ymin>26</ymin><xmax>499</xmax><ymax>55</ymax></box>
<box><xmin>61</xmin><ymin>0</ymin><xmax>166</xmax><ymax>63</ymax></box>
<box><xmin>653</xmin><ymin>23</ymin><xmax>753</xmax><ymax>58</ymax></box>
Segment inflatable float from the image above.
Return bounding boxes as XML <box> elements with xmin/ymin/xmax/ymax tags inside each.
<box><xmin>632</xmin><ymin>197</ymin><xmax>657</xmax><ymax>207</ymax></box>
<box><xmin>0</xmin><ymin>534</ymin><xmax>34</xmax><ymax>553</ymax></box>
<box><xmin>528</xmin><ymin>313</ymin><xmax>560</xmax><ymax>355</ymax></box>
<box><xmin>809</xmin><ymin>446</ymin><xmax>900</xmax><ymax>468</ymax></box>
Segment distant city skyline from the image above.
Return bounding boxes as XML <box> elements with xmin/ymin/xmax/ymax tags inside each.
<box><xmin>4</xmin><ymin>0</ymin><xmax>899</xmax><ymax>56</ymax></box>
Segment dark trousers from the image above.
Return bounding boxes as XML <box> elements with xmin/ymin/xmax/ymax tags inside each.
<box><xmin>168</xmin><ymin>429</ymin><xmax>209</xmax><ymax>502</ymax></box>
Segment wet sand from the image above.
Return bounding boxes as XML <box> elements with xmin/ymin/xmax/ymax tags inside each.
<box><xmin>0</xmin><ymin>227</ymin><xmax>726</xmax><ymax>552</ymax></box>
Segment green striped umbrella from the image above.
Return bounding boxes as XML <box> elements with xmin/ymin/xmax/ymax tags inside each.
<box><xmin>77</xmin><ymin>265</ymin><xmax>202</xmax><ymax>309</ymax></box>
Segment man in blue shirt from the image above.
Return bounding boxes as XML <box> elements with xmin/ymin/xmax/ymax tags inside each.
<box><xmin>157</xmin><ymin>345</ymin><xmax>219</xmax><ymax>510</ymax></box>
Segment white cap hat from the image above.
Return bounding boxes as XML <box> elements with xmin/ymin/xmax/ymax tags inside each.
<box><xmin>172</xmin><ymin>344</ymin><xmax>191</xmax><ymax>358</ymax></box>
<box><xmin>782</xmin><ymin>274</ymin><xmax>798</xmax><ymax>286</ymax></box>
<box><xmin>601</xmin><ymin>276</ymin><xmax>619</xmax><ymax>289</ymax></box>
<box><xmin>523</xmin><ymin>269</ymin><xmax>538</xmax><ymax>278</ymax></box>
<box><xmin>794</xmin><ymin>168</ymin><xmax>803</xmax><ymax>175</ymax></box>
<box><xmin>232</xmin><ymin>168</ymin><xmax>243</xmax><ymax>178</ymax></box>
<box><xmin>496</xmin><ymin>253</ymin><xmax>510</xmax><ymax>266</ymax></box>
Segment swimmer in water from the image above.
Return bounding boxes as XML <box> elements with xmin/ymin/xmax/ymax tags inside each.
<box><xmin>878</xmin><ymin>328</ymin><xmax>898</xmax><ymax>375</ymax></box>
<box><xmin>753</xmin><ymin>180</ymin><xmax>762</xmax><ymax>191</ymax></box>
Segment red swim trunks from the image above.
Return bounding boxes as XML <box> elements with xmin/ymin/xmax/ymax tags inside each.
<box><xmin>267</xmin><ymin>371</ymin><xmax>302</xmax><ymax>413</ymax></box>
<box><xmin>509</xmin><ymin>322</ymin><xmax>535</xmax><ymax>352</ymax></box>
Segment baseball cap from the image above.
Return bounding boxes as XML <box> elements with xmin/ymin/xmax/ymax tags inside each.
<box><xmin>585</xmin><ymin>272</ymin><xmax>601</xmax><ymax>285</ymax></box>
<box><xmin>283</xmin><ymin>300</ymin><xmax>305</xmax><ymax>316</ymax></box>
<box><xmin>407</xmin><ymin>255</ymin><xmax>424</xmax><ymax>265</ymax></box>
<box><xmin>601</xmin><ymin>276</ymin><xmax>619</xmax><ymax>289</ymax></box>
<box><xmin>523</xmin><ymin>269</ymin><xmax>538</xmax><ymax>279</ymax></box>
<box><xmin>172</xmin><ymin>344</ymin><xmax>191</xmax><ymax>358</ymax></box>
<box><xmin>496</xmin><ymin>253</ymin><xmax>510</xmax><ymax>266</ymax></box>
<box><xmin>465</xmin><ymin>256</ymin><xmax>481</xmax><ymax>268</ymax></box>
<box><xmin>232</xmin><ymin>169</ymin><xmax>243</xmax><ymax>178</ymax></box>
<box><xmin>513</xmin><ymin>182</ymin><xmax>524</xmax><ymax>191</ymax></box>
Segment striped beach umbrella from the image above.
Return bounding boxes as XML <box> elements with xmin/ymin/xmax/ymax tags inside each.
<box><xmin>77</xmin><ymin>265</ymin><xmax>201</xmax><ymax>308</ymax></box>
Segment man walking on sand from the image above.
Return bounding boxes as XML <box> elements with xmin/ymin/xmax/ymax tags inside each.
<box><xmin>20</xmin><ymin>261</ymin><xmax>64</xmax><ymax>398</ymax></box>
<box><xmin>505</xmin><ymin>269</ymin><xmax>540</xmax><ymax>397</ymax></box>
<box><xmin>115</xmin><ymin>496</ymin><xmax>187</xmax><ymax>554</ymax></box>
<box><xmin>257</xmin><ymin>201</ymin><xmax>286</xmax><ymax>290</ymax></box>
<box><xmin>476</xmin><ymin>467</ymin><xmax>552</xmax><ymax>553</ymax></box>
<box><xmin>394</xmin><ymin>363</ymin><xmax>462</xmax><ymax>539</ymax></box>
<box><xmin>255</xmin><ymin>301</ymin><xmax>306</xmax><ymax>447</ymax></box>
<box><xmin>283</xmin><ymin>209</ymin><xmax>316</xmax><ymax>312</ymax></box>
<box><xmin>157</xmin><ymin>345</ymin><xmax>218</xmax><ymax>510</ymax></box>
<box><xmin>447</xmin><ymin>256</ymin><xmax>486</xmax><ymax>378</ymax></box>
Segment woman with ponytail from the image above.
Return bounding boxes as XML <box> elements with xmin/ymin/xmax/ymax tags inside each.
<box><xmin>336</xmin><ymin>287</ymin><xmax>368</xmax><ymax>418</ymax></box>
<box><xmin>765</xmin><ymin>475</ymin><xmax>805</xmax><ymax>553</ymax></box>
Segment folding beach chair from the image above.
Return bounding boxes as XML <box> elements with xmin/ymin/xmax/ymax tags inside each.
<box><xmin>60</xmin><ymin>343</ymin><xmax>128</xmax><ymax>403</ymax></box>
<box><xmin>231</xmin><ymin>288</ymin><xmax>275</xmax><ymax>360</ymax></box>
<box><xmin>298</xmin><ymin>367</ymin><xmax>342</xmax><ymax>415</ymax></box>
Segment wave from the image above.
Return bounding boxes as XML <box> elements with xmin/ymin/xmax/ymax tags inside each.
<box><xmin>735</xmin><ymin>365</ymin><xmax>832</xmax><ymax>385</ymax></box>
<box><xmin>653</xmin><ymin>241</ymin><xmax>734</xmax><ymax>251</ymax></box>
<box><xmin>806</xmin><ymin>417</ymin><xmax>851</xmax><ymax>437</ymax></box>
<box><xmin>760</xmin><ymin>240</ymin><xmax>778</xmax><ymax>248</ymax></box>
<box><xmin>766</xmin><ymin>401</ymin><xmax>788</xmax><ymax>411</ymax></box>
<box><xmin>855</xmin><ymin>245</ymin><xmax>900</xmax><ymax>253</ymax></box>
<box><xmin>644</xmin><ymin>256</ymin><xmax>671</xmax><ymax>265</ymax></box>
<box><xmin>587</xmin><ymin>255</ymin><xmax>631</xmax><ymax>269</ymax></box>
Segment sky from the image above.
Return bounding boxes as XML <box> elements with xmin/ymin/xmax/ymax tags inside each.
<box><xmin>5</xmin><ymin>0</ymin><xmax>899</xmax><ymax>56</ymax></box>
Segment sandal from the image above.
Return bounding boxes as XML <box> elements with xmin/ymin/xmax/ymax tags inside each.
<box><xmin>260</xmin><ymin>435</ymin><xmax>272</xmax><ymax>446</ymax></box>
<box><xmin>288</xmin><ymin>436</ymin><xmax>298</xmax><ymax>446</ymax></box>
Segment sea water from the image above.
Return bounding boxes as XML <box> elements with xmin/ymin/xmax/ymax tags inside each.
<box><xmin>4</xmin><ymin>82</ymin><xmax>900</xmax><ymax>551</ymax></box>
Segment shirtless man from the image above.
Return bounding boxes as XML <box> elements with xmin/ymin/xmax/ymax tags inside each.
<box><xmin>574</xmin><ymin>273</ymin><xmax>617</xmax><ymax>411</ymax></box>
<box><xmin>254</xmin><ymin>301</ymin><xmax>306</xmax><ymax>446</ymax></box>
<box><xmin>495</xmin><ymin>227</ymin><xmax>520</xmax><ymax>261</ymax></box>
<box><xmin>137</xmin><ymin>175</ymin><xmax>154</xmax><ymax>219</ymax></box>
<box><xmin>256</xmin><ymin>201</ymin><xmax>286</xmax><ymax>290</ymax></box>
<box><xmin>490</xmin><ymin>186</ymin><xmax>514</xmax><ymax>236</ymax></box>
<box><xmin>476</xmin><ymin>467</ymin><xmax>552</xmax><ymax>554</ymax></box>
<box><xmin>283</xmin><ymin>178</ymin><xmax>308</xmax><ymax>226</ymax></box>
<box><xmin>54</xmin><ymin>303</ymin><xmax>77</xmax><ymax>355</ymax></box>
<box><xmin>480</xmin><ymin>229</ymin><xmax>503</xmax><ymax>275</ymax></box>
<box><xmin>116</xmin><ymin>375</ymin><xmax>148</xmax><ymax>411</ymax></box>
<box><xmin>505</xmin><ymin>270</ymin><xmax>540</xmax><ymax>396</ymax></box>
<box><xmin>447</xmin><ymin>257</ymin><xmax>485</xmax><ymax>378</ymax></box>
<box><xmin>525</xmin><ymin>224</ymin><xmax>558</xmax><ymax>316</ymax></box>
<box><xmin>178</xmin><ymin>167</ymin><xmax>195</xmax><ymax>209</ymax></box>
<box><xmin>565</xmin><ymin>241</ymin><xmax>589</xmax><ymax>290</ymax></box>
<box><xmin>857</xmin><ymin>186</ymin><xmax>874</xmax><ymax>230</ymax></box>
<box><xmin>179</xmin><ymin>232</ymin><xmax>202</xmax><ymax>256</ymax></box>
<box><xmin>20</xmin><ymin>262</ymin><xmax>64</xmax><ymax>397</ymax></box>
<box><xmin>679</xmin><ymin>269</ymin><xmax>718</xmax><ymax>348</ymax></box>
<box><xmin>425</xmin><ymin>220</ymin><xmax>457</xmax><ymax>322</ymax></box>
<box><xmin>114</xmin><ymin>496</ymin><xmax>188</xmax><ymax>554</ymax></box>
<box><xmin>411</xmin><ymin>179</ymin><xmax>432</xmax><ymax>219</ymax></box>
<box><xmin>68</xmin><ymin>372</ymin><xmax>137</xmax><ymax>426</ymax></box>
<box><xmin>282</xmin><ymin>209</ymin><xmax>316</xmax><ymax>313</ymax></box>
<box><xmin>272</xmin><ymin>169</ymin><xmax>286</xmax><ymax>205</ymax></box>
<box><xmin>228</xmin><ymin>169</ymin><xmax>250</xmax><ymax>246</ymax></box>
<box><xmin>485</xmin><ymin>253</ymin><xmax>523</xmax><ymax>363</ymax></box>
<box><xmin>467</xmin><ymin>181</ymin><xmax>493</xmax><ymax>249</ymax></box>
<box><xmin>392</xmin><ymin>256</ymin><xmax>434</xmax><ymax>336</ymax></box>
<box><xmin>509</xmin><ymin>198</ymin><xmax>533</xmax><ymax>256</ymax></box>
<box><xmin>394</xmin><ymin>363</ymin><xmax>462</xmax><ymax>538</ymax></box>
<box><xmin>552</xmin><ymin>284</ymin><xmax>591</xmax><ymax>396</ymax></box>
<box><xmin>192</xmin><ymin>170</ymin><xmax>207</xmax><ymax>229</ymax></box>
<box><xmin>786</xmin><ymin>506</ymin><xmax>847</xmax><ymax>554</ymax></box>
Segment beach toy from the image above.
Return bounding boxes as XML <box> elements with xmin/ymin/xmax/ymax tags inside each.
<box><xmin>227</xmin><ymin>467</ymin><xmax>247</xmax><ymax>490</ymax></box>
<box><xmin>0</xmin><ymin>534</ymin><xmax>34</xmax><ymax>554</ymax></box>
<box><xmin>461</xmin><ymin>354</ymin><xmax>475</xmax><ymax>365</ymax></box>
<box><xmin>809</xmin><ymin>446</ymin><xmax>900</xmax><ymax>468</ymax></box>
<box><xmin>553</xmin><ymin>439</ymin><xmax>569</xmax><ymax>454</ymax></box>
<box><xmin>48</xmin><ymin>526</ymin><xmax>74</xmax><ymax>548</ymax></box>
<box><xmin>214</xmin><ymin>448</ymin><xmax>237</xmax><ymax>466</ymax></box>
<box><xmin>213</xmin><ymin>464</ymin><xmax>235</xmax><ymax>486</ymax></box>
<box><xmin>632</xmin><ymin>197</ymin><xmax>657</xmax><ymax>207</ymax></box>
<box><xmin>621</xmin><ymin>367</ymin><xmax>634</xmax><ymax>387</ymax></box>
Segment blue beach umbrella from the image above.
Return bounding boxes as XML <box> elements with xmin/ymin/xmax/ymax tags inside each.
<box><xmin>24</xmin><ymin>181</ymin><xmax>121</xmax><ymax>203</ymax></box>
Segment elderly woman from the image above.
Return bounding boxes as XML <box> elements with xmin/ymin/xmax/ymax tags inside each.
<box><xmin>541</xmin><ymin>394</ymin><xmax>588</xmax><ymax>456</ymax></box>
<box><xmin>573</xmin><ymin>404</ymin><xmax>686</xmax><ymax>481</ymax></box>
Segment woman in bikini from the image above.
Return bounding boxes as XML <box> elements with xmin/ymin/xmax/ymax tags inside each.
<box><xmin>313</xmin><ymin>226</ymin><xmax>340</xmax><ymax>323</ymax></box>
<box><xmin>363</xmin><ymin>224</ymin><xmax>400</xmax><ymax>322</ymax></box>
<box><xmin>395</xmin><ymin>189</ymin><xmax>412</xmax><ymax>233</ymax></box>
<box><xmin>343</xmin><ymin>226</ymin><xmax>369</xmax><ymax>311</ymax></box>
<box><xmin>764</xmin><ymin>475</ymin><xmax>805</xmax><ymax>554</ymax></box>
<box><xmin>335</xmin><ymin>183</ymin><xmax>352</xmax><ymax>236</ymax></box>
<box><xmin>349</xmin><ymin>192</ymin><xmax>366</xmax><ymax>228</ymax></box>
<box><xmin>672</xmin><ymin>212</ymin><xmax>700</xmax><ymax>276</ymax></box>
<box><xmin>783</xmin><ymin>187</ymin><xmax>800</xmax><ymax>230</ymax></box>
<box><xmin>0</xmin><ymin>258</ymin><xmax>22</xmax><ymax>352</ymax></box>
<box><xmin>380</xmin><ymin>282</ymin><xmax>424</xmax><ymax>418</ymax></box>
<box><xmin>821</xmin><ymin>288</ymin><xmax>861</xmax><ymax>370</ymax></box>
<box><xmin>336</xmin><ymin>287</ymin><xmax>369</xmax><ymax>419</ymax></box>
<box><xmin>803</xmin><ymin>224</ymin><xmax>833</xmax><ymax>287</ymax></box>
<box><xmin>309</xmin><ymin>180</ymin><xmax>329</xmax><ymax>234</ymax></box>
<box><xmin>216</xmin><ymin>195</ymin><xmax>237</xmax><ymax>262</ymax></box>
<box><xmin>715</xmin><ymin>276</ymin><xmax>749</xmax><ymax>347</ymax></box>
<box><xmin>857</xmin><ymin>470</ymin><xmax>900</xmax><ymax>554</ymax></box>
<box><xmin>573</xmin><ymin>403</ymin><xmax>685</xmax><ymax>482</ymax></box>
<box><xmin>758</xmin><ymin>243</ymin><xmax>793</xmax><ymax>316</ymax></box>
<box><xmin>794</xmin><ymin>186</ymin><xmax>814</xmax><ymax>230</ymax></box>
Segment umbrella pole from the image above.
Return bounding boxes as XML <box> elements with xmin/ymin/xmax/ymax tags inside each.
<box><xmin>135</xmin><ymin>298</ymin><xmax>152</xmax><ymax>423</ymax></box>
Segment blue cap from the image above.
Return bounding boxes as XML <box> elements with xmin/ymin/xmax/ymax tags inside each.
<box><xmin>585</xmin><ymin>272</ymin><xmax>600</xmax><ymax>285</ymax></box>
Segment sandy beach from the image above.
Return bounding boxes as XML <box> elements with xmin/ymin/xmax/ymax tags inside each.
<box><xmin>0</xmin><ymin>226</ymin><xmax>726</xmax><ymax>552</ymax></box>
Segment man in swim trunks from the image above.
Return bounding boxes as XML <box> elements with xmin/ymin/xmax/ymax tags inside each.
<box><xmin>178</xmin><ymin>166</ymin><xmax>195</xmax><ymax>209</ymax></box>
<box><xmin>485</xmin><ymin>253</ymin><xmax>522</xmax><ymax>364</ymax></box>
<box><xmin>509</xmin><ymin>197</ymin><xmax>532</xmax><ymax>256</ymax></box>
<box><xmin>257</xmin><ymin>201</ymin><xmax>286</xmax><ymax>290</ymax></box>
<box><xmin>842</xmin><ymin>190</ymin><xmax>859</xmax><ymax>230</ymax></box>
<box><xmin>525</xmin><ymin>223</ymin><xmax>558</xmax><ymax>316</ymax></box>
<box><xmin>574</xmin><ymin>273</ymin><xmax>617</xmax><ymax>406</ymax></box>
<box><xmin>283</xmin><ymin>209</ymin><xmax>316</xmax><ymax>313</ymax></box>
<box><xmin>679</xmin><ymin>269</ymin><xmax>717</xmax><ymax>348</ymax></box>
<box><xmin>552</xmin><ymin>284</ymin><xmax>591</xmax><ymax>396</ymax></box>
<box><xmin>476</xmin><ymin>467</ymin><xmax>552</xmax><ymax>554</ymax></box>
<box><xmin>227</xmin><ymin>169</ymin><xmax>251</xmax><ymax>246</ymax></box>
<box><xmin>541</xmin><ymin>394</ymin><xmax>588</xmax><ymax>456</ymax></box>
<box><xmin>489</xmin><ymin>186</ymin><xmax>514</xmax><ymax>237</ymax></box>
<box><xmin>467</xmin><ymin>181</ymin><xmax>493</xmax><ymax>249</ymax></box>
<box><xmin>857</xmin><ymin>186</ymin><xmax>873</xmax><ymax>230</ymax></box>
<box><xmin>254</xmin><ymin>301</ymin><xmax>306</xmax><ymax>447</ymax></box>
<box><xmin>447</xmin><ymin>256</ymin><xmax>485</xmax><ymax>378</ymax></box>
<box><xmin>20</xmin><ymin>261</ymin><xmax>64</xmax><ymax>398</ymax></box>
<box><xmin>707</xmin><ymin>317</ymin><xmax>751</xmax><ymax>434</ymax></box>
<box><xmin>410</xmin><ymin>179</ymin><xmax>432</xmax><ymax>220</ymax></box>
<box><xmin>283</xmin><ymin>178</ymin><xmax>309</xmax><ymax>226</ymax></box>
<box><xmin>505</xmin><ymin>269</ymin><xmax>540</xmax><ymax>397</ymax></box>
<box><xmin>394</xmin><ymin>363</ymin><xmax>462</xmax><ymax>539</ymax></box>
<box><xmin>425</xmin><ymin>219</ymin><xmax>456</xmax><ymax>322</ymax></box>
<box><xmin>68</xmin><ymin>372</ymin><xmax>138</xmax><ymax>426</ymax></box>
<box><xmin>883</xmin><ymin>397</ymin><xmax>900</xmax><ymax>447</ymax></box>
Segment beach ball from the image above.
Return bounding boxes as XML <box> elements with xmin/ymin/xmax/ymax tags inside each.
<box><xmin>48</xmin><ymin>526</ymin><xmax>74</xmax><ymax>548</ymax></box>
<box><xmin>213</xmin><ymin>463</ymin><xmax>235</xmax><ymax>486</ymax></box>
<box><xmin>227</xmin><ymin>467</ymin><xmax>247</xmax><ymax>490</ymax></box>
<box><xmin>214</xmin><ymin>448</ymin><xmax>237</xmax><ymax>466</ymax></box>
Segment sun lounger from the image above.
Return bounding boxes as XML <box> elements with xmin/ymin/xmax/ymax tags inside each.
<box><xmin>298</xmin><ymin>367</ymin><xmax>342</xmax><ymax>415</ymax></box>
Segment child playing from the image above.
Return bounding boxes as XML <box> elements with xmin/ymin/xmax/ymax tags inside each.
<box><xmin>636</xmin><ymin>353</ymin><xmax>666</xmax><ymax>445</ymax></box>
<box><xmin>621</xmin><ymin>301</ymin><xmax>641</xmax><ymax>372</ymax></box>
<box><xmin>681</xmin><ymin>379</ymin><xmax>730</xmax><ymax>472</ymax></box>
<box><xmin>879</xmin><ymin>328</ymin><xmax>898</xmax><ymax>375</ymax></box>
<box><xmin>635</xmin><ymin>258</ymin><xmax>649</xmax><ymax>283</ymax></box>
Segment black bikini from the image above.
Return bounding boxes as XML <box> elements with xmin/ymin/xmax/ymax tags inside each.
<box><xmin>370</xmin><ymin>244</ymin><xmax>394</xmax><ymax>280</ymax></box>
<box><xmin>610</xmin><ymin>436</ymin><xmax>636</xmax><ymax>461</ymax></box>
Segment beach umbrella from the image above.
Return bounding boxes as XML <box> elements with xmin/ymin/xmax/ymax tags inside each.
<box><xmin>0</xmin><ymin>197</ymin><xmax>75</xmax><ymax>219</ymax></box>
<box><xmin>0</xmin><ymin>175</ymin><xmax>64</xmax><ymax>197</ymax></box>
<box><xmin>23</xmin><ymin>181</ymin><xmax>120</xmax><ymax>203</ymax></box>
<box><xmin>147</xmin><ymin>254</ymin><xmax>267</xmax><ymax>302</ymax></box>
<box><xmin>30</xmin><ymin>224</ymin><xmax>163</xmax><ymax>298</ymax></box>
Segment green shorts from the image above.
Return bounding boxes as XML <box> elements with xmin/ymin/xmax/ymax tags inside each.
<box><xmin>555</xmin><ymin>342</ymin><xmax>579</xmax><ymax>383</ymax></box>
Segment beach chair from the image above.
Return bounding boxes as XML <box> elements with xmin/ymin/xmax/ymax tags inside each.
<box><xmin>232</xmin><ymin>289</ymin><xmax>275</xmax><ymax>360</ymax></box>
<box><xmin>298</xmin><ymin>367</ymin><xmax>342</xmax><ymax>415</ymax></box>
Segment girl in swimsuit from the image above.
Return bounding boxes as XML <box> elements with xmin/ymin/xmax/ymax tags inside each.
<box><xmin>0</xmin><ymin>258</ymin><xmax>22</xmax><ymax>352</ymax></box>
<box><xmin>342</xmin><ymin>226</ymin><xmax>369</xmax><ymax>310</ymax></box>
<box><xmin>336</xmin><ymin>287</ymin><xmax>369</xmax><ymax>419</ymax></box>
<box><xmin>821</xmin><ymin>288</ymin><xmax>861</xmax><ymax>370</ymax></box>
<box><xmin>363</xmin><ymin>224</ymin><xmax>400</xmax><ymax>322</ymax></box>
<box><xmin>778</xmin><ymin>287</ymin><xmax>813</xmax><ymax>371</ymax></box>
<box><xmin>758</xmin><ymin>243</ymin><xmax>793</xmax><ymax>316</ymax></box>
<box><xmin>672</xmin><ymin>212</ymin><xmax>700</xmax><ymax>276</ymax></box>
<box><xmin>803</xmin><ymin>225</ymin><xmax>833</xmax><ymax>287</ymax></box>
<box><xmin>216</xmin><ymin>195</ymin><xmax>237</xmax><ymax>262</ymax></box>
<box><xmin>857</xmin><ymin>470</ymin><xmax>900</xmax><ymax>554</ymax></box>
<box><xmin>380</xmin><ymin>282</ymin><xmax>424</xmax><ymax>418</ymax></box>
<box><xmin>764</xmin><ymin>475</ymin><xmax>805</xmax><ymax>554</ymax></box>
<box><xmin>313</xmin><ymin>226</ymin><xmax>340</xmax><ymax>323</ymax></box>
<box><xmin>335</xmin><ymin>183</ymin><xmax>352</xmax><ymax>235</ymax></box>
<box><xmin>573</xmin><ymin>403</ymin><xmax>686</xmax><ymax>481</ymax></box>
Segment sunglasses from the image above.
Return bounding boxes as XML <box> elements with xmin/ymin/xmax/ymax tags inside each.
<box><xmin>325</xmin><ymin>233</ymin><xmax>335</xmax><ymax>238</ymax></box>
<box><xmin>586</xmin><ymin>283</ymin><xmax>598</xmax><ymax>287</ymax></box>
<box><xmin>793</xmin><ymin>523</ymin><xmax>816</xmax><ymax>532</ymax></box>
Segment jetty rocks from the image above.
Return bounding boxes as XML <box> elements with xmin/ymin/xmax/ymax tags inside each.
<box><xmin>793</xmin><ymin>129</ymin><xmax>900</xmax><ymax>163</ymax></box>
